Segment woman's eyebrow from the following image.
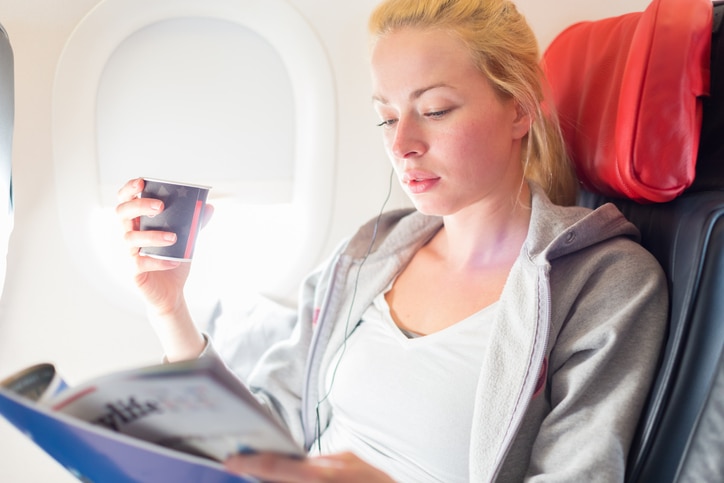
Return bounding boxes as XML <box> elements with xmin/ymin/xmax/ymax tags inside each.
<box><xmin>372</xmin><ymin>83</ymin><xmax>452</xmax><ymax>105</ymax></box>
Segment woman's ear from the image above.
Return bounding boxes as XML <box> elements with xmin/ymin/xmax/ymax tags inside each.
<box><xmin>511</xmin><ymin>102</ymin><xmax>531</xmax><ymax>140</ymax></box>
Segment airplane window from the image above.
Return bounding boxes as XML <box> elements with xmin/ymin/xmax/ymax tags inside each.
<box><xmin>52</xmin><ymin>0</ymin><xmax>336</xmax><ymax>319</ymax></box>
<box><xmin>95</xmin><ymin>18</ymin><xmax>294</xmax><ymax>206</ymax></box>
<box><xmin>94</xmin><ymin>18</ymin><xmax>297</xmax><ymax>314</ymax></box>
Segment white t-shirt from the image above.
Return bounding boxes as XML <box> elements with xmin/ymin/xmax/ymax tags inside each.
<box><xmin>312</xmin><ymin>292</ymin><xmax>495</xmax><ymax>482</ymax></box>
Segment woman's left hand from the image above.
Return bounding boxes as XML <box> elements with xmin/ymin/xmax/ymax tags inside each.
<box><xmin>224</xmin><ymin>451</ymin><xmax>395</xmax><ymax>483</ymax></box>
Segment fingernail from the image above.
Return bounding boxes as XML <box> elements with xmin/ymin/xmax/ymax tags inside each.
<box><xmin>151</xmin><ymin>200</ymin><xmax>163</xmax><ymax>211</ymax></box>
<box><xmin>163</xmin><ymin>232</ymin><xmax>177</xmax><ymax>242</ymax></box>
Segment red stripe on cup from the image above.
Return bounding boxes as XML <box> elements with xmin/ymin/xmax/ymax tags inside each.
<box><xmin>184</xmin><ymin>200</ymin><xmax>204</xmax><ymax>259</ymax></box>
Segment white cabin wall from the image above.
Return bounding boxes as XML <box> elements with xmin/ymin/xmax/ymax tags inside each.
<box><xmin>0</xmin><ymin>0</ymin><xmax>650</xmax><ymax>481</ymax></box>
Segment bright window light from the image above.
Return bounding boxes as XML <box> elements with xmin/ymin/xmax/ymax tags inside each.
<box><xmin>52</xmin><ymin>0</ymin><xmax>336</xmax><ymax>317</ymax></box>
<box><xmin>92</xmin><ymin>17</ymin><xmax>299</xmax><ymax>315</ymax></box>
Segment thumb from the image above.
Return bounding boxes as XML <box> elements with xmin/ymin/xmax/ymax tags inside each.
<box><xmin>201</xmin><ymin>203</ymin><xmax>215</xmax><ymax>229</ymax></box>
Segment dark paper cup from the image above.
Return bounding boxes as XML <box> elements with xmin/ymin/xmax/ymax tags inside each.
<box><xmin>139</xmin><ymin>178</ymin><xmax>210</xmax><ymax>261</ymax></box>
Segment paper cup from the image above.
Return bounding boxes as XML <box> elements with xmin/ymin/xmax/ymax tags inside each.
<box><xmin>139</xmin><ymin>178</ymin><xmax>210</xmax><ymax>261</ymax></box>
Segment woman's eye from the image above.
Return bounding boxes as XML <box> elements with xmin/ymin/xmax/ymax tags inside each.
<box><xmin>425</xmin><ymin>109</ymin><xmax>450</xmax><ymax>119</ymax></box>
<box><xmin>376</xmin><ymin>108</ymin><xmax>450</xmax><ymax>128</ymax></box>
<box><xmin>376</xmin><ymin>118</ymin><xmax>397</xmax><ymax>128</ymax></box>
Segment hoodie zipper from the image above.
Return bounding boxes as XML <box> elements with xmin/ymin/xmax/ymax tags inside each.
<box><xmin>488</xmin><ymin>265</ymin><xmax>552</xmax><ymax>481</ymax></box>
<box><xmin>300</xmin><ymin>251</ymin><xmax>347</xmax><ymax>447</ymax></box>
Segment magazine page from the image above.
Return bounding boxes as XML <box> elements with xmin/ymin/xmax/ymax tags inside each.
<box><xmin>42</xmin><ymin>357</ymin><xmax>304</xmax><ymax>461</ymax></box>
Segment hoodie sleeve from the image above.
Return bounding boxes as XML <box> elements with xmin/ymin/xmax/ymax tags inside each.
<box><xmin>192</xmin><ymin>259</ymin><xmax>331</xmax><ymax>448</ymax></box>
<box><xmin>526</xmin><ymin>237</ymin><xmax>668</xmax><ymax>481</ymax></box>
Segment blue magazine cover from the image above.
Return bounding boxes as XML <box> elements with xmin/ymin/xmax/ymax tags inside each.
<box><xmin>0</xmin><ymin>358</ymin><xmax>303</xmax><ymax>483</ymax></box>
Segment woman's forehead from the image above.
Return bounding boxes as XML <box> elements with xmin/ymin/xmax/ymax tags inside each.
<box><xmin>370</xmin><ymin>28</ymin><xmax>481</xmax><ymax>95</ymax></box>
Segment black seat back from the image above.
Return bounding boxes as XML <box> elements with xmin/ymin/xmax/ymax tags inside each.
<box><xmin>578</xmin><ymin>189</ymin><xmax>724</xmax><ymax>482</ymax></box>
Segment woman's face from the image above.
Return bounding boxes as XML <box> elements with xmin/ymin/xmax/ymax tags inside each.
<box><xmin>371</xmin><ymin>28</ymin><xmax>530</xmax><ymax>217</ymax></box>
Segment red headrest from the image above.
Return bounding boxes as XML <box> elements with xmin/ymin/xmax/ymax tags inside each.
<box><xmin>542</xmin><ymin>0</ymin><xmax>712</xmax><ymax>203</ymax></box>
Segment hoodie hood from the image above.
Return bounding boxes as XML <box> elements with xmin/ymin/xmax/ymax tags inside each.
<box><xmin>525</xmin><ymin>183</ymin><xmax>640</xmax><ymax>264</ymax></box>
<box><xmin>344</xmin><ymin>182</ymin><xmax>640</xmax><ymax>267</ymax></box>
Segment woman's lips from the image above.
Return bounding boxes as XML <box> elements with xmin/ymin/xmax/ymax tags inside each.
<box><xmin>402</xmin><ymin>172</ymin><xmax>440</xmax><ymax>194</ymax></box>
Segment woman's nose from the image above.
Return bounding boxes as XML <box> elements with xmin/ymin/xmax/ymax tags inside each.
<box><xmin>390</xmin><ymin>116</ymin><xmax>426</xmax><ymax>159</ymax></box>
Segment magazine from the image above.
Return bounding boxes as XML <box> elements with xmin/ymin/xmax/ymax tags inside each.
<box><xmin>0</xmin><ymin>357</ymin><xmax>304</xmax><ymax>482</ymax></box>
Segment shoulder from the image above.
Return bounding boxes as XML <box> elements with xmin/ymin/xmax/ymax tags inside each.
<box><xmin>341</xmin><ymin>208</ymin><xmax>442</xmax><ymax>260</ymax></box>
<box><xmin>526</xmin><ymin>184</ymin><xmax>667</xmax><ymax>306</ymax></box>
<box><xmin>526</xmin><ymin>183</ymin><xmax>642</xmax><ymax>263</ymax></box>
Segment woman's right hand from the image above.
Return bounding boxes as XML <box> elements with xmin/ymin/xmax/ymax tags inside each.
<box><xmin>115</xmin><ymin>177</ymin><xmax>211</xmax><ymax>361</ymax></box>
<box><xmin>116</xmin><ymin>177</ymin><xmax>189</xmax><ymax>315</ymax></box>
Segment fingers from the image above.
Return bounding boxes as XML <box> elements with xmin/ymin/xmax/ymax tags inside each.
<box><xmin>224</xmin><ymin>452</ymin><xmax>394</xmax><ymax>483</ymax></box>
<box><xmin>116</xmin><ymin>177</ymin><xmax>171</xmax><ymax>256</ymax></box>
<box><xmin>125</xmin><ymin>229</ymin><xmax>177</xmax><ymax>258</ymax></box>
<box><xmin>116</xmin><ymin>177</ymin><xmax>214</xmax><ymax>232</ymax></box>
<box><xmin>116</xmin><ymin>177</ymin><xmax>213</xmax><ymax>276</ymax></box>
<box><xmin>116</xmin><ymin>178</ymin><xmax>141</xmax><ymax>232</ymax></box>
<box><xmin>201</xmin><ymin>203</ymin><xmax>215</xmax><ymax>229</ymax></box>
<box><xmin>116</xmin><ymin>194</ymin><xmax>164</xmax><ymax>232</ymax></box>
<box><xmin>119</xmin><ymin>211</ymin><xmax>173</xmax><ymax>262</ymax></box>
<box><xmin>133</xmin><ymin>252</ymin><xmax>182</xmax><ymax>275</ymax></box>
<box><xmin>225</xmin><ymin>454</ymin><xmax>319</xmax><ymax>483</ymax></box>
<box><xmin>117</xmin><ymin>177</ymin><xmax>144</xmax><ymax>203</ymax></box>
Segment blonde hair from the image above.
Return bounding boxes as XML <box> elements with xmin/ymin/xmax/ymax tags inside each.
<box><xmin>369</xmin><ymin>0</ymin><xmax>578</xmax><ymax>206</ymax></box>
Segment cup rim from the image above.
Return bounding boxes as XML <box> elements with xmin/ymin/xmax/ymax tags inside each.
<box><xmin>142</xmin><ymin>177</ymin><xmax>212</xmax><ymax>190</ymax></box>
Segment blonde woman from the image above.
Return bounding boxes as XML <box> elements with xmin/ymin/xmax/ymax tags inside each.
<box><xmin>117</xmin><ymin>0</ymin><xmax>667</xmax><ymax>480</ymax></box>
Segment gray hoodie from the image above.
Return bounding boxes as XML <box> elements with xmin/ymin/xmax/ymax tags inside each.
<box><xmin>208</xmin><ymin>183</ymin><xmax>668</xmax><ymax>482</ymax></box>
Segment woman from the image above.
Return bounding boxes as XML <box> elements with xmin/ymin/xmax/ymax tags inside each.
<box><xmin>116</xmin><ymin>0</ymin><xmax>667</xmax><ymax>481</ymax></box>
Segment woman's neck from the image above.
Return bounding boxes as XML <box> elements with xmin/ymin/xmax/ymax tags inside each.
<box><xmin>432</xmin><ymin>182</ymin><xmax>532</xmax><ymax>271</ymax></box>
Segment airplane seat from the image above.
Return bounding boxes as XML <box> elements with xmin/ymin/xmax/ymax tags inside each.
<box><xmin>0</xmin><ymin>23</ymin><xmax>13</xmax><ymax>299</ymax></box>
<box><xmin>542</xmin><ymin>0</ymin><xmax>724</xmax><ymax>481</ymax></box>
